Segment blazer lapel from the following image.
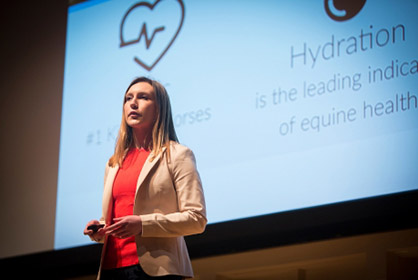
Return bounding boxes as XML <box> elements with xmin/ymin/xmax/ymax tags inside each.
<box><xmin>102</xmin><ymin>147</ymin><xmax>167</xmax><ymax>220</ymax></box>
<box><xmin>102</xmin><ymin>165</ymin><xmax>119</xmax><ymax>223</ymax></box>
<box><xmin>135</xmin><ymin>147</ymin><xmax>166</xmax><ymax>196</ymax></box>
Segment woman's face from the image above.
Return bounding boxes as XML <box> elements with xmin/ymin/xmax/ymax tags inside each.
<box><xmin>124</xmin><ymin>82</ymin><xmax>157</xmax><ymax>131</ymax></box>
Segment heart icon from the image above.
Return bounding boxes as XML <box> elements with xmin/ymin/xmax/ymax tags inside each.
<box><xmin>119</xmin><ymin>0</ymin><xmax>185</xmax><ymax>71</ymax></box>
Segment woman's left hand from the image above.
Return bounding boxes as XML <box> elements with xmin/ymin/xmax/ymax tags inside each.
<box><xmin>105</xmin><ymin>215</ymin><xmax>142</xmax><ymax>239</ymax></box>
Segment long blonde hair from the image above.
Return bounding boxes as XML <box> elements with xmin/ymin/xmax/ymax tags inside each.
<box><xmin>108</xmin><ymin>77</ymin><xmax>178</xmax><ymax>167</ymax></box>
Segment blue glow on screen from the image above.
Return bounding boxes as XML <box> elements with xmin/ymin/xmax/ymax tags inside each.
<box><xmin>55</xmin><ymin>0</ymin><xmax>418</xmax><ymax>249</ymax></box>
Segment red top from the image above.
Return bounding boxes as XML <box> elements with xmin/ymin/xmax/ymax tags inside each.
<box><xmin>102</xmin><ymin>147</ymin><xmax>150</xmax><ymax>269</ymax></box>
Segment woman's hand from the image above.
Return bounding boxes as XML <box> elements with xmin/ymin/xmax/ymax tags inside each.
<box><xmin>84</xmin><ymin>220</ymin><xmax>106</xmax><ymax>241</ymax></box>
<box><xmin>105</xmin><ymin>215</ymin><xmax>142</xmax><ymax>239</ymax></box>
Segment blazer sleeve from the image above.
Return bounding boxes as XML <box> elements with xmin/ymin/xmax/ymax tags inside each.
<box><xmin>140</xmin><ymin>146</ymin><xmax>207</xmax><ymax>238</ymax></box>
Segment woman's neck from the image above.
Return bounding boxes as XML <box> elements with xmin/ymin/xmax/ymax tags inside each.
<box><xmin>132</xmin><ymin>128</ymin><xmax>152</xmax><ymax>149</ymax></box>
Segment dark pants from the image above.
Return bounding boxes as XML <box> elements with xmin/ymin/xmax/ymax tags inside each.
<box><xmin>101</xmin><ymin>265</ymin><xmax>183</xmax><ymax>280</ymax></box>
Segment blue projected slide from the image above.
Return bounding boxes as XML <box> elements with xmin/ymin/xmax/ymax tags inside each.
<box><xmin>55</xmin><ymin>0</ymin><xmax>418</xmax><ymax>249</ymax></box>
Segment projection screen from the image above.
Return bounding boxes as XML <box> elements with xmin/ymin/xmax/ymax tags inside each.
<box><xmin>55</xmin><ymin>0</ymin><xmax>418</xmax><ymax>249</ymax></box>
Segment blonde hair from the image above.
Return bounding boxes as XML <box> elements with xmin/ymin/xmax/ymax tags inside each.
<box><xmin>108</xmin><ymin>77</ymin><xmax>178</xmax><ymax>167</ymax></box>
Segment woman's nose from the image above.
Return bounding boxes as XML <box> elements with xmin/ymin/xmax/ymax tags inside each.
<box><xmin>130</xmin><ymin>100</ymin><xmax>138</xmax><ymax>108</ymax></box>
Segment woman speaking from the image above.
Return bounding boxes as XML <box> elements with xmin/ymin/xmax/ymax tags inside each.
<box><xmin>84</xmin><ymin>77</ymin><xmax>207</xmax><ymax>280</ymax></box>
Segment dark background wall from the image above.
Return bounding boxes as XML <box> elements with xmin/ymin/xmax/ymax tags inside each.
<box><xmin>0</xmin><ymin>0</ymin><xmax>67</xmax><ymax>258</ymax></box>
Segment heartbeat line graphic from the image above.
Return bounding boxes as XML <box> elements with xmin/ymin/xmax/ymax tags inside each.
<box><xmin>120</xmin><ymin>23</ymin><xmax>165</xmax><ymax>49</ymax></box>
<box><xmin>119</xmin><ymin>0</ymin><xmax>185</xmax><ymax>71</ymax></box>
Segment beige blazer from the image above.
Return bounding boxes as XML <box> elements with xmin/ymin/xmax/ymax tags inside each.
<box><xmin>96</xmin><ymin>142</ymin><xmax>207</xmax><ymax>279</ymax></box>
